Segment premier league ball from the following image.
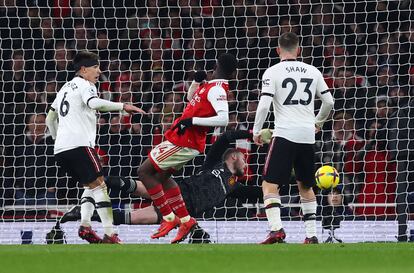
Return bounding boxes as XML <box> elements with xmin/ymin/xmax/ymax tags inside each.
<box><xmin>315</xmin><ymin>165</ymin><xmax>340</xmax><ymax>190</ymax></box>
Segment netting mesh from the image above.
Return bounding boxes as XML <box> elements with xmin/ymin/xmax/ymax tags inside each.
<box><xmin>0</xmin><ymin>1</ymin><xmax>413</xmax><ymax>243</ymax></box>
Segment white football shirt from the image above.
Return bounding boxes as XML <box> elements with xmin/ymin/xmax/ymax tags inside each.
<box><xmin>51</xmin><ymin>76</ymin><xmax>98</xmax><ymax>154</ymax></box>
<box><xmin>254</xmin><ymin>60</ymin><xmax>331</xmax><ymax>144</ymax></box>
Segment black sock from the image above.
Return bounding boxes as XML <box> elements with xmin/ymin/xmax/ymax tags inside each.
<box><xmin>105</xmin><ymin>176</ymin><xmax>137</xmax><ymax>194</ymax></box>
<box><xmin>113</xmin><ymin>209</ymin><xmax>130</xmax><ymax>225</ymax></box>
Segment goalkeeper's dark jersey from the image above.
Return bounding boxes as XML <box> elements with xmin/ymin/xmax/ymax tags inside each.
<box><xmin>179</xmin><ymin>162</ymin><xmax>237</xmax><ymax>216</ymax></box>
<box><xmin>178</xmin><ymin>130</ymin><xmax>252</xmax><ymax>216</ymax></box>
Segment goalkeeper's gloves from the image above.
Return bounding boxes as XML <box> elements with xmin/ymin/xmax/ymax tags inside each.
<box><xmin>259</xmin><ymin>128</ymin><xmax>273</xmax><ymax>144</ymax></box>
<box><xmin>194</xmin><ymin>71</ymin><xmax>207</xmax><ymax>83</ymax></box>
<box><xmin>172</xmin><ymin>118</ymin><xmax>193</xmax><ymax>135</ymax></box>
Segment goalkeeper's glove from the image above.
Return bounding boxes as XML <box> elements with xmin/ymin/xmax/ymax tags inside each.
<box><xmin>259</xmin><ymin>128</ymin><xmax>273</xmax><ymax>144</ymax></box>
<box><xmin>194</xmin><ymin>71</ymin><xmax>207</xmax><ymax>83</ymax></box>
<box><xmin>172</xmin><ymin>118</ymin><xmax>193</xmax><ymax>135</ymax></box>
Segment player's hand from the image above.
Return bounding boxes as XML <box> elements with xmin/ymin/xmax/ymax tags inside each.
<box><xmin>194</xmin><ymin>71</ymin><xmax>207</xmax><ymax>83</ymax></box>
<box><xmin>253</xmin><ymin>134</ymin><xmax>264</xmax><ymax>146</ymax></box>
<box><xmin>172</xmin><ymin>118</ymin><xmax>193</xmax><ymax>135</ymax></box>
<box><xmin>123</xmin><ymin>104</ymin><xmax>146</xmax><ymax>114</ymax></box>
<box><xmin>259</xmin><ymin>128</ymin><xmax>273</xmax><ymax>144</ymax></box>
<box><xmin>315</xmin><ymin>125</ymin><xmax>321</xmax><ymax>134</ymax></box>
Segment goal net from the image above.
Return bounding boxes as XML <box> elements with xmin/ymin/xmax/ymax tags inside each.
<box><xmin>0</xmin><ymin>0</ymin><xmax>413</xmax><ymax>244</ymax></box>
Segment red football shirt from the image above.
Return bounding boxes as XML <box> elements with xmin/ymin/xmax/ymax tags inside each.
<box><xmin>165</xmin><ymin>80</ymin><xmax>229</xmax><ymax>152</ymax></box>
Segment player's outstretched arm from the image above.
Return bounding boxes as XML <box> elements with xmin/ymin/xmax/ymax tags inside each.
<box><xmin>88</xmin><ymin>97</ymin><xmax>146</xmax><ymax>114</ymax></box>
<box><xmin>46</xmin><ymin>108</ymin><xmax>58</xmax><ymax>140</ymax></box>
<box><xmin>122</xmin><ymin>103</ymin><xmax>146</xmax><ymax>114</ymax></box>
<box><xmin>202</xmin><ymin>130</ymin><xmax>252</xmax><ymax>170</ymax></box>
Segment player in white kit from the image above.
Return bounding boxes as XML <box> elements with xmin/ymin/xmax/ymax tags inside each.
<box><xmin>46</xmin><ymin>51</ymin><xmax>145</xmax><ymax>243</ymax></box>
<box><xmin>252</xmin><ymin>32</ymin><xmax>334</xmax><ymax>244</ymax></box>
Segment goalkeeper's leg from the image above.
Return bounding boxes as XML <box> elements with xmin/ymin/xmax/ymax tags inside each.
<box><xmin>104</xmin><ymin>176</ymin><xmax>138</xmax><ymax>195</ymax></box>
<box><xmin>112</xmin><ymin>206</ymin><xmax>161</xmax><ymax>225</ymax></box>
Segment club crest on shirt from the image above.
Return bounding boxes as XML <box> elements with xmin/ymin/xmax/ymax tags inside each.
<box><xmin>228</xmin><ymin>176</ymin><xmax>236</xmax><ymax>186</ymax></box>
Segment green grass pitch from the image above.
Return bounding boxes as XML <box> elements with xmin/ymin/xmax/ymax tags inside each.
<box><xmin>1</xmin><ymin>243</ymin><xmax>413</xmax><ymax>273</ymax></box>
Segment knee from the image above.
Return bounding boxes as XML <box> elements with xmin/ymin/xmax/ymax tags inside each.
<box><xmin>262</xmin><ymin>180</ymin><xmax>279</xmax><ymax>195</ymax></box>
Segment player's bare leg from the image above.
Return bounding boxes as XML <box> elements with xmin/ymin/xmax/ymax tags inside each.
<box><xmin>138</xmin><ymin>160</ymin><xmax>179</xmax><ymax>239</ymax></box>
<box><xmin>260</xmin><ymin>181</ymin><xmax>285</xmax><ymax>244</ymax></box>
<box><xmin>129</xmin><ymin>206</ymin><xmax>161</xmax><ymax>224</ymax></box>
<box><xmin>298</xmin><ymin>181</ymin><xmax>318</xmax><ymax>244</ymax></box>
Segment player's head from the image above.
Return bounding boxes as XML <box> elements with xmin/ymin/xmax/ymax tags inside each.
<box><xmin>72</xmin><ymin>51</ymin><xmax>101</xmax><ymax>84</ymax></box>
<box><xmin>326</xmin><ymin>185</ymin><xmax>344</xmax><ymax>206</ymax></box>
<box><xmin>277</xmin><ymin>32</ymin><xmax>300</xmax><ymax>58</ymax></box>
<box><xmin>223</xmin><ymin>148</ymin><xmax>246</xmax><ymax>177</ymax></box>
<box><xmin>26</xmin><ymin>113</ymin><xmax>46</xmax><ymax>137</ymax></box>
<box><xmin>214</xmin><ymin>53</ymin><xmax>238</xmax><ymax>80</ymax></box>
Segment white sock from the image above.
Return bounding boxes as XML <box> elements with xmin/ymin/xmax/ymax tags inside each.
<box><xmin>92</xmin><ymin>184</ymin><xmax>114</xmax><ymax>236</ymax></box>
<box><xmin>264</xmin><ymin>194</ymin><xmax>283</xmax><ymax>231</ymax></box>
<box><xmin>163</xmin><ymin>212</ymin><xmax>176</xmax><ymax>222</ymax></box>
<box><xmin>301</xmin><ymin>199</ymin><xmax>317</xmax><ymax>238</ymax></box>
<box><xmin>80</xmin><ymin>188</ymin><xmax>95</xmax><ymax>227</ymax></box>
<box><xmin>180</xmin><ymin>215</ymin><xmax>191</xmax><ymax>223</ymax></box>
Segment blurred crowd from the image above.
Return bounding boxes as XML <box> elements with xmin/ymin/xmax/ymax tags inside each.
<box><xmin>0</xmin><ymin>0</ymin><xmax>413</xmax><ymax>217</ymax></box>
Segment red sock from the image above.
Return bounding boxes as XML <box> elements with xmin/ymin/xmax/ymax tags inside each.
<box><xmin>164</xmin><ymin>186</ymin><xmax>190</xmax><ymax>219</ymax></box>
<box><xmin>147</xmin><ymin>184</ymin><xmax>173</xmax><ymax>217</ymax></box>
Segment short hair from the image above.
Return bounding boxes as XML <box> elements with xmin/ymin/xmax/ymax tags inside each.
<box><xmin>72</xmin><ymin>51</ymin><xmax>99</xmax><ymax>71</ymax></box>
<box><xmin>12</xmin><ymin>49</ymin><xmax>24</xmax><ymax>59</ymax></box>
<box><xmin>222</xmin><ymin>148</ymin><xmax>242</xmax><ymax>161</ymax></box>
<box><xmin>278</xmin><ymin>32</ymin><xmax>299</xmax><ymax>52</ymax></box>
<box><xmin>217</xmin><ymin>53</ymin><xmax>238</xmax><ymax>79</ymax></box>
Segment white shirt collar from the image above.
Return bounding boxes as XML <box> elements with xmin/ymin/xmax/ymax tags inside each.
<box><xmin>208</xmin><ymin>79</ymin><xmax>228</xmax><ymax>83</ymax></box>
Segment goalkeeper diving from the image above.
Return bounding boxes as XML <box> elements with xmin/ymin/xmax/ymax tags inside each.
<box><xmin>50</xmin><ymin>129</ymin><xmax>271</xmax><ymax>243</ymax></box>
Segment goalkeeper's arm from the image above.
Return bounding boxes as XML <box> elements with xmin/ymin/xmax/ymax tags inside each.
<box><xmin>202</xmin><ymin>130</ymin><xmax>252</xmax><ymax>170</ymax></box>
<box><xmin>202</xmin><ymin>129</ymin><xmax>272</xmax><ymax>170</ymax></box>
<box><xmin>46</xmin><ymin>108</ymin><xmax>58</xmax><ymax>140</ymax></box>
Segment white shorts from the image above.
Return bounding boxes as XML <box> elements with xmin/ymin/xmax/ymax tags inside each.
<box><xmin>149</xmin><ymin>140</ymin><xmax>200</xmax><ymax>172</ymax></box>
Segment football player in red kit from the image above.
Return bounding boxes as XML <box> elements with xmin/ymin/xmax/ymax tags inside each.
<box><xmin>138</xmin><ymin>53</ymin><xmax>238</xmax><ymax>243</ymax></box>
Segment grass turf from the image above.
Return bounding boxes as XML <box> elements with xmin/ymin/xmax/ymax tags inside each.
<box><xmin>1</xmin><ymin>243</ymin><xmax>413</xmax><ymax>273</ymax></box>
